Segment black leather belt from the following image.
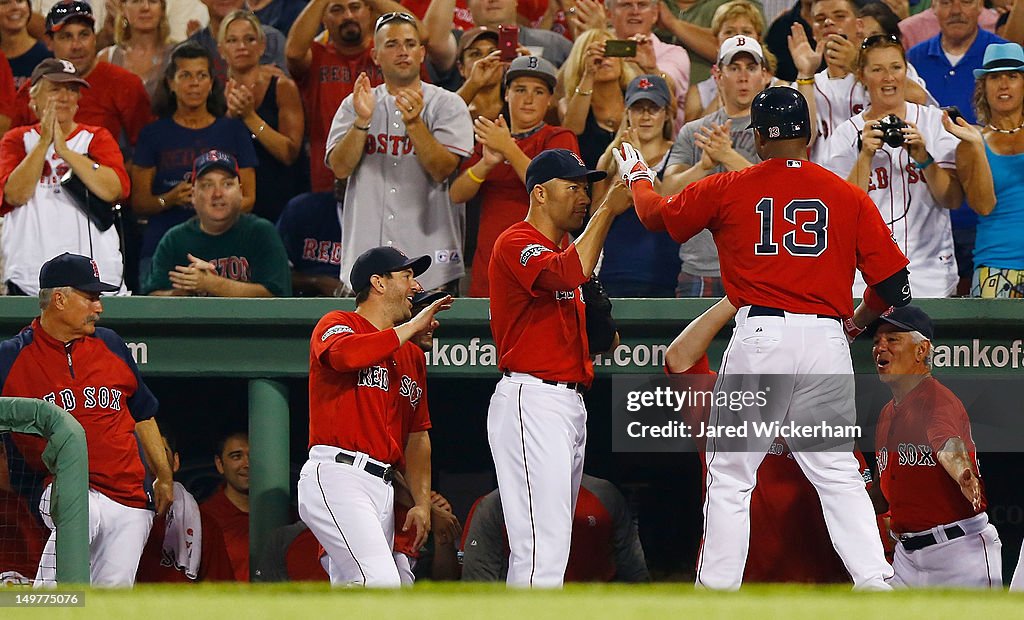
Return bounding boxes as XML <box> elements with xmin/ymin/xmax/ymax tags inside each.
<box><xmin>899</xmin><ymin>524</ymin><xmax>966</xmax><ymax>551</ymax></box>
<box><xmin>503</xmin><ymin>370</ymin><xmax>586</xmax><ymax>394</ymax></box>
<box><xmin>748</xmin><ymin>305</ymin><xmax>841</xmax><ymax>323</ymax></box>
<box><xmin>335</xmin><ymin>451</ymin><xmax>394</xmax><ymax>483</ymax></box>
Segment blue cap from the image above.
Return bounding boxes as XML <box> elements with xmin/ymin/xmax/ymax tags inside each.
<box><xmin>525</xmin><ymin>149</ymin><xmax>607</xmax><ymax>193</ymax></box>
<box><xmin>974</xmin><ymin>43</ymin><xmax>1024</xmax><ymax>79</ymax></box>
<box><xmin>873</xmin><ymin>306</ymin><xmax>934</xmax><ymax>341</ymax></box>
<box><xmin>349</xmin><ymin>246</ymin><xmax>430</xmax><ymax>294</ymax></box>
<box><xmin>192</xmin><ymin>150</ymin><xmax>239</xmax><ymax>180</ymax></box>
<box><xmin>39</xmin><ymin>252</ymin><xmax>119</xmax><ymax>293</ymax></box>
<box><xmin>625</xmin><ymin>74</ymin><xmax>671</xmax><ymax>108</ymax></box>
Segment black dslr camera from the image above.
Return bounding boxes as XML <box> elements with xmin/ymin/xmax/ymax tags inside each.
<box><xmin>876</xmin><ymin>114</ymin><xmax>907</xmax><ymax>148</ymax></box>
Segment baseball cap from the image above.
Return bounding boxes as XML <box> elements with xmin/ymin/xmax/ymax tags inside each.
<box><xmin>39</xmin><ymin>252</ymin><xmax>119</xmax><ymax>293</ymax></box>
<box><xmin>718</xmin><ymin>35</ymin><xmax>765</xmax><ymax>66</ymax></box>
<box><xmin>30</xmin><ymin>58</ymin><xmax>90</xmax><ymax>88</ymax></box>
<box><xmin>625</xmin><ymin>74</ymin><xmax>671</xmax><ymax>108</ymax></box>
<box><xmin>349</xmin><ymin>247</ymin><xmax>431</xmax><ymax>294</ymax></box>
<box><xmin>192</xmin><ymin>150</ymin><xmax>239</xmax><ymax>181</ymax></box>
<box><xmin>973</xmin><ymin>42</ymin><xmax>1024</xmax><ymax>79</ymax></box>
<box><xmin>457</xmin><ymin>26</ymin><xmax>499</xmax><ymax>60</ymax></box>
<box><xmin>505</xmin><ymin>55</ymin><xmax>557</xmax><ymax>92</ymax></box>
<box><xmin>872</xmin><ymin>306</ymin><xmax>934</xmax><ymax>341</ymax></box>
<box><xmin>46</xmin><ymin>1</ymin><xmax>95</xmax><ymax>33</ymax></box>
<box><xmin>525</xmin><ymin>149</ymin><xmax>607</xmax><ymax>192</ymax></box>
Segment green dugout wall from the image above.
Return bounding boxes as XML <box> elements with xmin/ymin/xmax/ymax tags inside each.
<box><xmin>0</xmin><ymin>297</ymin><xmax>1019</xmax><ymax>579</ymax></box>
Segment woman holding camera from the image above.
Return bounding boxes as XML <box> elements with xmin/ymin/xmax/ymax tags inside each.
<box><xmin>825</xmin><ymin>35</ymin><xmax>978</xmax><ymax>298</ymax></box>
<box><xmin>558</xmin><ymin>28</ymin><xmax>639</xmax><ymax>168</ymax></box>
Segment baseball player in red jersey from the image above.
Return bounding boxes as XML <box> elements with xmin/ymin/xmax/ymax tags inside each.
<box><xmin>870</xmin><ymin>306</ymin><xmax>1001</xmax><ymax>588</ymax></box>
<box><xmin>616</xmin><ymin>87</ymin><xmax>912</xmax><ymax>590</ymax></box>
<box><xmin>389</xmin><ymin>290</ymin><xmax>461</xmax><ymax>585</ymax></box>
<box><xmin>0</xmin><ymin>253</ymin><xmax>173</xmax><ymax>587</ymax></box>
<box><xmin>298</xmin><ymin>246</ymin><xmax>451</xmax><ymax>587</ymax></box>
<box><xmin>488</xmin><ymin>148</ymin><xmax>632</xmax><ymax>588</ymax></box>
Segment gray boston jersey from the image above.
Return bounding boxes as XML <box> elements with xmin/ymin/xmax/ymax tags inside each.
<box><xmin>325</xmin><ymin>82</ymin><xmax>474</xmax><ymax>291</ymax></box>
<box><xmin>668</xmin><ymin>108</ymin><xmax>760</xmax><ymax>278</ymax></box>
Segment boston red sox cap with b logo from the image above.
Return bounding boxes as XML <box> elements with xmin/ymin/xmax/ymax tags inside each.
<box><xmin>350</xmin><ymin>247</ymin><xmax>431</xmax><ymax>294</ymax></box>
<box><xmin>625</xmin><ymin>74</ymin><xmax>671</xmax><ymax>108</ymax></box>
<box><xmin>39</xmin><ymin>252</ymin><xmax>119</xmax><ymax>292</ymax></box>
<box><xmin>525</xmin><ymin>149</ymin><xmax>607</xmax><ymax>192</ymax></box>
<box><xmin>30</xmin><ymin>58</ymin><xmax>90</xmax><ymax>88</ymax></box>
<box><xmin>505</xmin><ymin>55</ymin><xmax>558</xmax><ymax>92</ymax></box>
<box><xmin>872</xmin><ymin>305</ymin><xmax>934</xmax><ymax>341</ymax></box>
<box><xmin>192</xmin><ymin>150</ymin><xmax>240</xmax><ymax>180</ymax></box>
<box><xmin>46</xmin><ymin>1</ymin><xmax>95</xmax><ymax>33</ymax></box>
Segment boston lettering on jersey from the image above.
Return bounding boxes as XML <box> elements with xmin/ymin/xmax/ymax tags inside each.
<box><xmin>210</xmin><ymin>256</ymin><xmax>251</xmax><ymax>281</ymax></box>
<box><xmin>364</xmin><ymin>134</ymin><xmax>415</xmax><ymax>156</ymax></box>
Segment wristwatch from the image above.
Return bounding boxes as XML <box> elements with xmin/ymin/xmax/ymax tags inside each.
<box><xmin>157</xmin><ymin>195</ymin><xmax>167</xmax><ymax>208</ymax></box>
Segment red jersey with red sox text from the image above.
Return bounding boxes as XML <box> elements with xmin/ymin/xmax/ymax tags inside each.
<box><xmin>875</xmin><ymin>376</ymin><xmax>986</xmax><ymax>534</ymax></box>
<box><xmin>489</xmin><ymin>222</ymin><xmax>592</xmax><ymax>385</ymax></box>
<box><xmin>391</xmin><ymin>342</ymin><xmax>433</xmax><ymax>559</ymax></box>
<box><xmin>308</xmin><ymin>310</ymin><xmax>403</xmax><ymax>465</ymax></box>
<box><xmin>0</xmin><ymin>320</ymin><xmax>159</xmax><ymax>509</ymax></box>
<box><xmin>632</xmin><ymin>159</ymin><xmax>909</xmax><ymax>317</ymax></box>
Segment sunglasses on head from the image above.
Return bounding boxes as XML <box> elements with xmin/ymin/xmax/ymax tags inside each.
<box><xmin>374</xmin><ymin>11</ymin><xmax>415</xmax><ymax>32</ymax></box>
<box><xmin>861</xmin><ymin>34</ymin><xmax>901</xmax><ymax>50</ymax></box>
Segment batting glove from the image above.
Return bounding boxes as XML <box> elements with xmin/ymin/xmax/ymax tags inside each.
<box><xmin>613</xmin><ymin>142</ymin><xmax>656</xmax><ymax>188</ymax></box>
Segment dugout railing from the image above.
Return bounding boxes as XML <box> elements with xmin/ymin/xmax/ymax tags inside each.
<box><xmin>0</xmin><ymin>297</ymin><xmax>1018</xmax><ymax>580</ymax></box>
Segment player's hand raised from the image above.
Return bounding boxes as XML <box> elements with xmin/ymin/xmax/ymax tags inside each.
<box><xmin>941</xmin><ymin>111</ymin><xmax>983</xmax><ymax>146</ymax></box>
<box><xmin>613</xmin><ymin>142</ymin><xmax>656</xmax><ymax>188</ymax></box>
<box><xmin>398</xmin><ymin>295</ymin><xmax>453</xmax><ymax>345</ymax></box>
<box><xmin>788</xmin><ymin>23</ymin><xmax>823</xmax><ymax>78</ymax></box>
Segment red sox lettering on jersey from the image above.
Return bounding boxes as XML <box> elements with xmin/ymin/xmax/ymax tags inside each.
<box><xmin>302</xmin><ymin>239</ymin><xmax>343</xmax><ymax>266</ymax></box>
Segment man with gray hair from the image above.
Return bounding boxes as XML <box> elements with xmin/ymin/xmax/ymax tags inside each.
<box><xmin>870</xmin><ymin>305</ymin><xmax>1001</xmax><ymax>588</ymax></box>
<box><xmin>0</xmin><ymin>252</ymin><xmax>172</xmax><ymax>586</ymax></box>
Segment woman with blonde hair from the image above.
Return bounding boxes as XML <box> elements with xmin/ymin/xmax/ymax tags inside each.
<box><xmin>98</xmin><ymin>0</ymin><xmax>174</xmax><ymax>97</ymax></box>
<box><xmin>218</xmin><ymin>9</ymin><xmax>303</xmax><ymax>222</ymax></box>
<box><xmin>558</xmin><ymin>28</ymin><xmax>640</xmax><ymax>167</ymax></box>
<box><xmin>970</xmin><ymin>43</ymin><xmax>1024</xmax><ymax>298</ymax></box>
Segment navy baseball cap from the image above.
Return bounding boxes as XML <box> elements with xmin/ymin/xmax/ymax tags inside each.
<box><xmin>625</xmin><ymin>74</ymin><xmax>671</xmax><ymax>108</ymax></box>
<box><xmin>872</xmin><ymin>306</ymin><xmax>934</xmax><ymax>341</ymax></box>
<box><xmin>525</xmin><ymin>149</ymin><xmax>607</xmax><ymax>192</ymax></box>
<box><xmin>39</xmin><ymin>252</ymin><xmax>119</xmax><ymax>293</ymax></box>
<box><xmin>192</xmin><ymin>150</ymin><xmax>239</xmax><ymax>181</ymax></box>
<box><xmin>46</xmin><ymin>1</ymin><xmax>95</xmax><ymax>33</ymax></box>
<box><xmin>350</xmin><ymin>247</ymin><xmax>431</xmax><ymax>294</ymax></box>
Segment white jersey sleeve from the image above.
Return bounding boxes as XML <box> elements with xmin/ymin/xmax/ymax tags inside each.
<box><xmin>324</xmin><ymin>94</ymin><xmax>357</xmax><ymax>166</ymax></box>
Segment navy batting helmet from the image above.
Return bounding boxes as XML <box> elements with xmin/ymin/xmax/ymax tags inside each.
<box><xmin>747</xmin><ymin>87</ymin><xmax>811</xmax><ymax>142</ymax></box>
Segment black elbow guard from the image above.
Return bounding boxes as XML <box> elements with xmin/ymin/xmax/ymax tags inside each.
<box><xmin>874</xmin><ymin>267</ymin><xmax>912</xmax><ymax>308</ymax></box>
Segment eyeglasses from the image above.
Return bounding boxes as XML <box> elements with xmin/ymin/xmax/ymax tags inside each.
<box><xmin>861</xmin><ymin>33</ymin><xmax>901</xmax><ymax>50</ymax></box>
<box><xmin>374</xmin><ymin>11</ymin><xmax>415</xmax><ymax>32</ymax></box>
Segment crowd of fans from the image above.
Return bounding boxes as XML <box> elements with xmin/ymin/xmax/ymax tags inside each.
<box><xmin>1</xmin><ymin>0</ymin><xmax>1023</xmax><ymax>299</ymax></box>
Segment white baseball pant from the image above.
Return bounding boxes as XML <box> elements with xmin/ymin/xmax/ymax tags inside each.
<box><xmin>696</xmin><ymin>307</ymin><xmax>893</xmax><ymax>591</ymax></box>
<box><xmin>889</xmin><ymin>513</ymin><xmax>1002</xmax><ymax>588</ymax></box>
<box><xmin>393</xmin><ymin>552</ymin><xmax>417</xmax><ymax>586</ymax></box>
<box><xmin>487</xmin><ymin>372</ymin><xmax>586</xmax><ymax>588</ymax></box>
<box><xmin>1011</xmin><ymin>537</ymin><xmax>1024</xmax><ymax>591</ymax></box>
<box><xmin>297</xmin><ymin>445</ymin><xmax>400</xmax><ymax>588</ymax></box>
<box><xmin>35</xmin><ymin>484</ymin><xmax>154</xmax><ymax>587</ymax></box>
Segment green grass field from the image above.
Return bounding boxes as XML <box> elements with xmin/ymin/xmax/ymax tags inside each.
<box><xmin>8</xmin><ymin>583</ymin><xmax>1024</xmax><ymax>619</ymax></box>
